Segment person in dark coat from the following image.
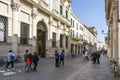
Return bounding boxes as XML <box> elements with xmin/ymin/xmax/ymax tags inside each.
<box><xmin>32</xmin><ymin>52</ymin><xmax>39</xmax><ymax>72</ymax></box>
<box><xmin>90</xmin><ymin>52</ymin><xmax>96</xmax><ymax>64</ymax></box>
<box><xmin>54</xmin><ymin>50</ymin><xmax>59</xmax><ymax>68</ymax></box>
<box><xmin>95</xmin><ymin>51</ymin><xmax>100</xmax><ymax>64</ymax></box>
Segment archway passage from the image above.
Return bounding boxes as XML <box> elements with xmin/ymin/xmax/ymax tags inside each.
<box><xmin>37</xmin><ymin>21</ymin><xmax>46</xmax><ymax>57</ymax></box>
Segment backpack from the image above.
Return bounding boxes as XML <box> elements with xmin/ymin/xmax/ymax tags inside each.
<box><xmin>10</xmin><ymin>54</ymin><xmax>15</xmax><ymax>61</ymax></box>
<box><xmin>60</xmin><ymin>53</ymin><xmax>64</xmax><ymax>58</ymax></box>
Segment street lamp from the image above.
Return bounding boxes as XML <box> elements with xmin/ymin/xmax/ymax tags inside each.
<box><xmin>101</xmin><ymin>30</ymin><xmax>108</xmax><ymax>35</ymax></box>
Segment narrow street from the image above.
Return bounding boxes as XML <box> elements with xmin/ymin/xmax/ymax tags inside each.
<box><xmin>0</xmin><ymin>55</ymin><xmax>114</xmax><ymax>80</ymax></box>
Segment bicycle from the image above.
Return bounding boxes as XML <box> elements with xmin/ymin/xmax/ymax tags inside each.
<box><xmin>112</xmin><ymin>58</ymin><xmax>120</xmax><ymax>78</ymax></box>
<box><xmin>14</xmin><ymin>55</ymin><xmax>23</xmax><ymax>63</ymax></box>
<box><xmin>0</xmin><ymin>57</ymin><xmax>5</xmax><ymax>67</ymax></box>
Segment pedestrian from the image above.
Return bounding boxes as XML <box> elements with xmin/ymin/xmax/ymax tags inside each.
<box><xmin>90</xmin><ymin>52</ymin><xmax>96</xmax><ymax>64</ymax></box>
<box><xmin>54</xmin><ymin>50</ymin><xmax>59</xmax><ymax>68</ymax></box>
<box><xmin>26</xmin><ymin>53</ymin><xmax>32</xmax><ymax>72</ymax></box>
<box><xmin>24</xmin><ymin>49</ymin><xmax>29</xmax><ymax>71</ymax></box>
<box><xmin>96</xmin><ymin>51</ymin><xmax>100</xmax><ymax>64</ymax></box>
<box><xmin>85</xmin><ymin>50</ymin><xmax>89</xmax><ymax>60</ymax></box>
<box><xmin>32</xmin><ymin>52</ymin><xmax>39</xmax><ymax>72</ymax></box>
<box><xmin>60</xmin><ymin>50</ymin><xmax>65</xmax><ymax>66</ymax></box>
<box><xmin>6</xmin><ymin>50</ymin><xmax>15</xmax><ymax>69</ymax></box>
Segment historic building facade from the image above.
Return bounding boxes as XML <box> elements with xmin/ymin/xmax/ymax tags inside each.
<box><xmin>70</xmin><ymin>12</ymin><xmax>98</xmax><ymax>56</ymax></box>
<box><xmin>70</xmin><ymin>13</ymin><xmax>84</xmax><ymax>55</ymax></box>
<box><xmin>0</xmin><ymin>0</ymin><xmax>72</xmax><ymax>57</ymax></box>
<box><xmin>0</xmin><ymin>0</ymin><xmax>98</xmax><ymax>58</ymax></box>
<box><xmin>105</xmin><ymin>0</ymin><xmax>120</xmax><ymax>64</ymax></box>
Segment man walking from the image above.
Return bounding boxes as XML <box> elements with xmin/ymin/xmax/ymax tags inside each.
<box><xmin>32</xmin><ymin>52</ymin><xmax>39</xmax><ymax>72</ymax></box>
<box><xmin>6</xmin><ymin>50</ymin><xmax>15</xmax><ymax>69</ymax></box>
<box><xmin>96</xmin><ymin>51</ymin><xmax>100</xmax><ymax>64</ymax></box>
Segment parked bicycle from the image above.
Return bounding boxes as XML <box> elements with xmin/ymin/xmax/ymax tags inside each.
<box><xmin>0</xmin><ymin>57</ymin><xmax>5</xmax><ymax>67</ymax></box>
<box><xmin>14</xmin><ymin>55</ymin><xmax>23</xmax><ymax>63</ymax></box>
<box><xmin>0</xmin><ymin>55</ymin><xmax>22</xmax><ymax>67</ymax></box>
<box><xmin>110</xmin><ymin>58</ymin><xmax>120</xmax><ymax>78</ymax></box>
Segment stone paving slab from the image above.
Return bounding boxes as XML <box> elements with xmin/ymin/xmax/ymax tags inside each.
<box><xmin>0</xmin><ymin>55</ymin><xmax>118</xmax><ymax>80</ymax></box>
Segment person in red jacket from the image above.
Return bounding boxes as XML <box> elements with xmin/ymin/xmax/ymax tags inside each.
<box><xmin>26</xmin><ymin>53</ymin><xmax>32</xmax><ymax>72</ymax></box>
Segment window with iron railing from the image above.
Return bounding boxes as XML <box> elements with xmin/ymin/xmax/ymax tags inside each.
<box><xmin>20</xmin><ymin>22</ymin><xmax>29</xmax><ymax>44</ymax></box>
<box><xmin>0</xmin><ymin>15</ymin><xmax>7</xmax><ymax>43</ymax></box>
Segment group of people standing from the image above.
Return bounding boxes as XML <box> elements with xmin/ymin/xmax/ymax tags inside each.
<box><xmin>54</xmin><ymin>50</ymin><xmax>65</xmax><ymax>68</ymax></box>
<box><xmin>90</xmin><ymin>51</ymin><xmax>101</xmax><ymax>64</ymax></box>
<box><xmin>82</xmin><ymin>50</ymin><xmax>101</xmax><ymax>64</ymax></box>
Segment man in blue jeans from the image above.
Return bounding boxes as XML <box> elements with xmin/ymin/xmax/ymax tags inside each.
<box><xmin>6</xmin><ymin>50</ymin><xmax>15</xmax><ymax>69</ymax></box>
<box><xmin>60</xmin><ymin>50</ymin><xmax>65</xmax><ymax>66</ymax></box>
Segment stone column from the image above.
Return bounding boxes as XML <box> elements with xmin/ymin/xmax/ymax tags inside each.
<box><xmin>63</xmin><ymin>25</ymin><xmax>66</xmax><ymax>49</ymax></box>
<box><xmin>110</xmin><ymin>23</ymin><xmax>113</xmax><ymax>58</ymax></box>
<box><xmin>57</xmin><ymin>21</ymin><xmax>61</xmax><ymax>48</ymax></box>
<box><xmin>12</xmin><ymin>34</ymin><xmax>18</xmax><ymax>54</ymax></box>
<box><xmin>11</xmin><ymin>0</ymin><xmax>20</xmax><ymax>34</ymax></box>
<box><xmin>31</xmin><ymin>7</ymin><xmax>37</xmax><ymax>53</ymax></box>
<box><xmin>112</xmin><ymin>1</ymin><xmax>118</xmax><ymax>59</ymax></box>
<box><xmin>118</xmin><ymin>0</ymin><xmax>120</xmax><ymax>65</ymax></box>
<box><xmin>11</xmin><ymin>0</ymin><xmax>20</xmax><ymax>54</ymax></box>
<box><xmin>45</xmin><ymin>16</ymin><xmax>53</xmax><ymax>57</ymax></box>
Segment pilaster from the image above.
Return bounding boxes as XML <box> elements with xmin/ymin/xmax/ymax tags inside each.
<box><xmin>12</xmin><ymin>34</ymin><xmax>18</xmax><ymax>54</ymax></box>
<box><xmin>112</xmin><ymin>0</ymin><xmax>118</xmax><ymax>59</ymax></box>
<box><xmin>11</xmin><ymin>0</ymin><xmax>20</xmax><ymax>54</ymax></box>
<box><xmin>31</xmin><ymin>7</ymin><xmax>38</xmax><ymax>53</ymax></box>
<box><xmin>11</xmin><ymin>0</ymin><xmax>20</xmax><ymax>35</ymax></box>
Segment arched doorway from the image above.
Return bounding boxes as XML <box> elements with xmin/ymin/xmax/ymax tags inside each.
<box><xmin>37</xmin><ymin>21</ymin><xmax>46</xmax><ymax>57</ymax></box>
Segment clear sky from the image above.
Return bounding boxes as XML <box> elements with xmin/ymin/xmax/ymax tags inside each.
<box><xmin>71</xmin><ymin>0</ymin><xmax>108</xmax><ymax>43</ymax></box>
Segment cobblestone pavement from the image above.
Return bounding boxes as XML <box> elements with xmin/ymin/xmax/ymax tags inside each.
<box><xmin>0</xmin><ymin>55</ymin><xmax>115</xmax><ymax>80</ymax></box>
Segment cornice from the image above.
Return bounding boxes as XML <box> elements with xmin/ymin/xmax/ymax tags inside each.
<box><xmin>25</xmin><ymin>0</ymin><xmax>71</xmax><ymax>28</ymax></box>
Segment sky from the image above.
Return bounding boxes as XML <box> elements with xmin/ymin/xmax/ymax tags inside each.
<box><xmin>71</xmin><ymin>0</ymin><xmax>108</xmax><ymax>43</ymax></box>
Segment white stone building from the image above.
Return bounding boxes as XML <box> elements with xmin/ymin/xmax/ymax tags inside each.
<box><xmin>0</xmin><ymin>0</ymin><xmax>98</xmax><ymax>58</ymax></box>
<box><xmin>70</xmin><ymin>13</ymin><xmax>84</xmax><ymax>55</ymax></box>
<box><xmin>70</xmin><ymin>12</ymin><xmax>98</xmax><ymax>55</ymax></box>
<box><xmin>0</xmin><ymin>0</ymin><xmax>72</xmax><ymax>57</ymax></box>
<box><xmin>105</xmin><ymin>0</ymin><xmax>120</xmax><ymax>65</ymax></box>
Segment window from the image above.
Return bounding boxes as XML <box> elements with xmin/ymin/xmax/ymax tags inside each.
<box><xmin>71</xmin><ymin>29</ymin><xmax>72</xmax><ymax>36</ymax></box>
<box><xmin>66</xmin><ymin>10</ymin><xmax>68</xmax><ymax>19</ymax></box>
<box><xmin>73</xmin><ymin>31</ymin><xmax>74</xmax><ymax>37</ymax></box>
<box><xmin>0</xmin><ymin>16</ymin><xmax>7</xmax><ymax>42</ymax></box>
<box><xmin>76</xmin><ymin>23</ymin><xmax>78</xmax><ymax>30</ymax></box>
<box><xmin>60</xmin><ymin>34</ymin><xmax>63</xmax><ymax>48</ymax></box>
<box><xmin>43</xmin><ymin>0</ymin><xmax>49</xmax><ymax>3</ymax></box>
<box><xmin>60</xmin><ymin>5</ymin><xmax>63</xmax><ymax>15</ymax></box>
<box><xmin>71</xmin><ymin>18</ymin><xmax>72</xmax><ymax>26</ymax></box>
<box><xmin>66</xmin><ymin>36</ymin><xmax>68</xmax><ymax>48</ymax></box>
<box><xmin>20</xmin><ymin>22</ymin><xmax>29</xmax><ymax>44</ymax></box>
<box><xmin>73</xmin><ymin>20</ymin><xmax>74</xmax><ymax>27</ymax></box>
<box><xmin>52</xmin><ymin>32</ymin><xmax>56</xmax><ymax>47</ymax></box>
<box><xmin>53</xmin><ymin>0</ymin><xmax>57</xmax><ymax>10</ymax></box>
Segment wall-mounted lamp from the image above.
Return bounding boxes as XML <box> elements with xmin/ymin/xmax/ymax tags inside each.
<box><xmin>101</xmin><ymin>30</ymin><xmax>108</xmax><ymax>35</ymax></box>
